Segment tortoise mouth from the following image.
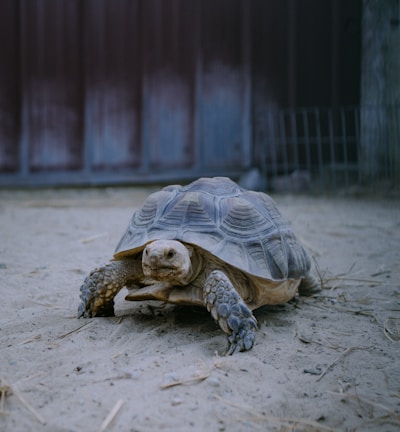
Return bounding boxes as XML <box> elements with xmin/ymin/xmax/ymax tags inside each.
<box><xmin>143</xmin><ymin>264</ymin><xmax>178</xmax><ymax>280</ymax></box>
<box><xmin>125</xmin><ymin>283</ymin><xmax>204</xmax><ymax>306</ymax></box>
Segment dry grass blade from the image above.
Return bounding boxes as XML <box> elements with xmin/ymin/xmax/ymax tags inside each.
<box><xmin>57</xmin><ymin>321</ymin><xmax>93</xmax><ymax>339</ymax></box>
<box><xmin>360</xmin><ymin>414</ymin><xmax>400</xmax><ymax>428</ymax></box>
<box><xmin>16</xmin><ymin>372</ymin><xmax>43</xmax><ymax>385</ymax></box>
<box><xmin>19</xmin><ymin>334</ymin><xmax>42</xmax><ymax>345</ymax></box>
<box><xmin>31</xmin><ymin>301</ymin><xmax>63</xmax><ymax>309</ymax></box>
<box><xmin>328</xmin><ymin>391</ymin><xmax>400</xmax><ymax>424</ymax></box>
<box><xmin>383</xmin><ymin>319</ymin><xmax>400</xmax><ymax>342</ymax></box>
<box><xmin>215</xmin><ymin>395</ymin><xmax>336</xmax><ymax>431</ymax></box>
<box><xmin>312</xmin><ymin>255</ymin><xmax>325</xmax><ymax>288</ymax></box>
<box><xmin>316</xmin><ymin>346</ymin><xmax>358</xmax><ymax>382</ymax></box>
<box><xmin>160</xmin><ymin>371</ymin><xmax>211</xmax><ymax>389</ymax></box>
<box><xmin>12</xmin><ymin>387</ymin><xmax>46</xmax><ymax>425</ymax></box>
<box><xmin>99</xmin><ymin>399</ymin><xmax>124</xmax><ymax>432</ymax></box>
<box><xmin>383</xmin><ymin>326</ymin><xmax>396</xmax><ymax>342</ymax></box>
<box><xmin>324</xmin><ymin>276</ymin><xmax>383</xmax><ymax>285</ymax></box>
<box><xmin>80</xmin><ymin>232</ymin><xmax>108</xmax><ymax>244</ymax></box>
<box><xmin>0</xmin><ymin>379</ymin><xmax>12</xmax><ymax>416</ymax></box>
<box><xmin>92</xmin><ymin>372</ymin><xmax>136</xmax><ymax>384</ymax></box>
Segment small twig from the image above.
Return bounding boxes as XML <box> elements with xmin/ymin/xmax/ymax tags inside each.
<box><xmin>160</xmin><ymin>371</ymin><xmax>211</xmax><ymax>389</ymax></box>
<box><xmin>383</xmin><ymin>319</ymin><xmax>400</xmax><ymax>342</ymax></box>
<box><xmin>99</xmin><ymin>399</ymin><xmax>124</xmax><ymax>432</ymax></box>
<box><xmin>12</xmin><ymin>387</ymin><xmax>46</xmax><ymax>425</ymax></box>
<box><xmin>111</xmin><ymin>350</ymin><xmax>124</xmax><ymax>359</ymax></box>
<box><xmin>92</xmin><ymin>373</ymin><xmax>135</xmax><ymax>384</ymax></box>
<box><xmin>30</xmin><ymin>301</ymin><xmax>62</xmax><ymax>309</ymax></box>
<box><xmin>314</xmin><ymin>302</ymin><xmax>376</xmax><ymax>318</ymax></box>
<box><xmin>328</xmin><ymin>391</ymin><xmax>400</xmax><ymax>419</ymax></box>
<box><xmin>19</xmin><ymin>334</ymin><xmax>42</xmax><ymax>345</ymax></box>
<box><xmin>80</xmin><ymin>232</ymin><xmax>108</xmax><ymax>244</ymax></box>
<box><xmin>57</xmin><ymin>321</ymin><xmax>93</xmax><ymax>339</ymax></box>
<box><xmin>16</xmin><ymin>372</ymin><xmax>43</xmax><ymax>385</ymax></box>
<box><xmin>312</xmin><ymin>255</ymin><xmax>325</xmax><ymax>288</ymax></box>
<box><xmin>215</xmin><ymin>395</ymin><xmax>336</xmax><ymax>431</ymax></box>
<box><xmin>383</xmin><ymin>326</ymin><xmax>396</xmax><ymax>342</ymax></box>
<box><xmin>344</xmin><ymin>261</ymin><xmax>357</xmax><ymax>276</ymax></box>
<box><xmin>316</xmin><ymin>347</ymin><xmax>356</xmax><ymax>382</ymax></box>
<box><xmin>0</xmin><ymin>380</ymin><xmax>12</xmax><ymax>416</ymax></box>
<box><xmin>360</xmin><ymin>414</ymin><xmax>400</xmax><ymax>428</ymax></box>
<box><xmin>324</xmin><ymin>276</ymin><xmax>383</xmax><ymax>285</ymax></box>
<box><xmin>370</xmin><ymin>269</ymin><xmax>391</xmax><ymax>277</ymax></box>
<box><xmin>297</xmin><ymin>333</ymin><xmax>343</xmax><ymax>350</ymax></box>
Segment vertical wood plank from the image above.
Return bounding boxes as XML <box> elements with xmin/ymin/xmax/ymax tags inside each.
<box><xmin>19</xmin><ymin>0</ymin><xmax>83</xmax><ymax>172</ymax></box>
<box><xmin>0</xmin><ymin>0</ymin><xmax>19</xmax><ymax>173</ymax></box>
<box><xmin>141</xmin><ymin>0</ymin><xmax>196</xmax><ymax>170</ymax></box>
<box><xmin>199</xmin><ymin>0</ymin><xmax>248</xmax><ymax>169</ymax></box>
<box><xmin>83</xmin><ymin>0</ymin><xmax>141</xmax><ymax>172</ymax></box>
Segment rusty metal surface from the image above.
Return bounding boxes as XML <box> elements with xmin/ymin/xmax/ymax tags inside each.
<box><xmin>19</xmin><ymin>0</ymin><xmax>83</xmax><ymax>173</ymax></box>
<box><xmin>0</xmin><ymin>0</ymin><xmax>19</xmax><ymax>173</ymax></box>
<box><xmin>0</xmin><ymin>0</ymin><xmax>362</xmax><ymax>188</ymax></box>
<box><xmin>83</xmin><ymin>0</ymin><xmax>141</xmax><ymax>172</ymax></box>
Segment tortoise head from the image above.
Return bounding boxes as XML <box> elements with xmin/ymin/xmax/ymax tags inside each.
<box><xmin>142</xmin><ymin>240</ymin><xmax>194</xmax><ymax>285</ymax></box>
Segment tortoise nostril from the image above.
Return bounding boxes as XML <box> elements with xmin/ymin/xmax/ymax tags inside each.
<box><xmin>166</xmin><ymin>249</ymin><xmax>175</xmax><ymax>258</ymax></box>
<box><xmin>149</xmin><ymin>256</ymin><xmax>157</xmax><ymax>266</ymax></box>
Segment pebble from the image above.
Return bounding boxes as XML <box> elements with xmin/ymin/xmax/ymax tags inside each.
<box><xmin>171</xmin><ymin>397</ymin><xmax>183</xmax><ymax>406</ymax></box>
<box><xmin>162</xmin><ymin>372</ymin><xmax>180</xmax><ymax>387</ymax></box>
<box><xmin>206</xmin><ymin>376</ymin><xmax>220</xmax><ymax>387</ymax></box>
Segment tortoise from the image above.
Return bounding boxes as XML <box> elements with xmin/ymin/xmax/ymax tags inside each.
<box><xmin>78</xmin><ymin>177</ymin><xmax>318</xmax><ymax>354</ymax></box>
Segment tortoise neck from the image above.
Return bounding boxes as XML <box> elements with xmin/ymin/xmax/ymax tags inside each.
<box><xmin>187</xmin><ymin>247</ymin><xmax>204</xmax><ymax>283</ymax></box>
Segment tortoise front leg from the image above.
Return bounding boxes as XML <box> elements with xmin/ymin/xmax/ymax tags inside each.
<box><xmin>204</xmin><ymin>270</ymin><xmax>258</xmax><ymax>355</ymax></box>
<box><xmin>78</xmin><ymin>259</ymin><xmax>143</xmax><ymax>318</ymax></box>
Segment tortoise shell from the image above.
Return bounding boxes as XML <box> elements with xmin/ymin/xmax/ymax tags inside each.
<box><xmin>114</xmin><ymin>177</ymin><xmax>310</xmax><ymax>282</ymax></box>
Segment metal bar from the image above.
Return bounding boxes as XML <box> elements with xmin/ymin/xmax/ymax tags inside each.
<box><xmin>193</xmin><ymin>0</ymin><xmax>203</xmax><ymax>172</ymax></box>
<box><xmin>267</xmin><ymin>110</ymin><xmax>278</xmax><ymax>179</ymax></box>
<box><xmin>340</xmin><ymin>108</ymin><xmax>349</xmax><ymax>189</ymax></box>
<box><xmin>314</xmin><ymin>107</ymin><xmax>324</xmax><ymax>192</ymax></box>
<box><xmin>354</xmin><ymin>106</ymin><xmax>361</xmax><ymax>185</ymax></box>
<box><xmin>241</xmin><ymin>0</ymin><xmax>252</xmax><ymax>168</ymax></box>
<box><xmin>328</xmin><ymin>108</ymin><xmax>336</xmax><ymax>190</ymax></box>
<box><xmin>279</xmin><ymin>110</ymin><xmax>290</xmax><ymax>190</ymax></box>
<box><xmin>256</xmin><ymin>109</ymin><xmax>267</xmax><ymax>185</ymax></box>
<box><xmin>287</xmin><ymin>0</ymin><xmax>296</xmax><ymax>107</ymax></box>
<box><xmin>302</xmin><ymin>109</ymin><xmax>312</xmax><ymax>174</ymax></box>
<box><xmin>19</xmin><ymin>1</ymin><xmax>30</xmax><ymax>178</ymax></box>
<box><xmin>392</xmin><ymin>104</ymin><xmax>400</xmax><ymax>181</ymax></box>
<box><xmin>290</xmin><ymin>110</ymin><xmax>299</xmax><ymax>170</ymax></box>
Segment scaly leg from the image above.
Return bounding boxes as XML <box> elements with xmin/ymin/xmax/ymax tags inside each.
<box><xmin>78</xmin><ymin>259</ymin><xmax>143</xmax><ymax>318</ymax></box>
<box><xmin>204</xmin><ymin>270</ymin><xmax>257</xmax><ymax>355</ymax></box>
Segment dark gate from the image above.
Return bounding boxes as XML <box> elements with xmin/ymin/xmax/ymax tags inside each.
<box><xmin>0</xmin><ymin>0</ymin><xmax>251</xmax><ymax>186</ymax></box>
<box><xmin>0</xmin><ymin>0</ymin><xmax>362</xmax><ymax>189</ymax></box>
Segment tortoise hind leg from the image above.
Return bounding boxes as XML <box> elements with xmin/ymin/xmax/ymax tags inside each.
<box><xmin>298</xmin><ymin>272</ymin><xmax>321</xmax><ymax>296</ymax></box>
<box><xmin>78</xmin><ymin>259</ymin><xmax>143</xmax><ymax>318</ymax></box>
<box><xmin>204</xmin><ymin>270</ymin><xmax>258</xmax><ymax>355</ymax></box>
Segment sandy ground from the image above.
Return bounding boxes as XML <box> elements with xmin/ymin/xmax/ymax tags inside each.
<box><xmin>0</xmin><ymin>185</ymin><xmax>399</xmax><ymax>432</ymax></box>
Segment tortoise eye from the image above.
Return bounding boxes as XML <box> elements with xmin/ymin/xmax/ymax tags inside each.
<box><xmin>167</xmin><ymin>249</ymin><xmax>175</xmax><ymax>258</ymax></box>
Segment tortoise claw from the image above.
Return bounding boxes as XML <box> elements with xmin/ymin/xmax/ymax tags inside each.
<box><xmin>226</xmin><ymin>325</ymin><xmax>256</xmax><ymax>355</ymax></box>
<box><xmin>225</xmin><ymin>310</ymin><xmax>257</xmax><ymax>355</ymax></box>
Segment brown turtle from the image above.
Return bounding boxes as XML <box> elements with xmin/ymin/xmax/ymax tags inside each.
<box><xmin>78</xmin><ymin>177</ymin><xmax>318</xmax><ymax>354</ymax></box>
